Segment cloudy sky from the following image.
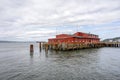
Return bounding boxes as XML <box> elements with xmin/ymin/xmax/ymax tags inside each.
<box><xmin>0</xmin><ymin>0</ymin><xmax>120</xmax><ymax>41</ymax></box>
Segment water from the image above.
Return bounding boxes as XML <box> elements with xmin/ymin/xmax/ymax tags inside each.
<box><xmin>0</xmin><ymin>43</ymin><xmax>120</xmax><ymax>80</ymax></box>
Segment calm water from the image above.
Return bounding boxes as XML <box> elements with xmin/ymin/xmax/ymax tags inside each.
<box><xmin>0</xmin><ymin>43</ymin><xmax>120</xmax><ymax>80</ymax></box>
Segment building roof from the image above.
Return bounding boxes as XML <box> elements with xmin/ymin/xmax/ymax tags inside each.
<box><xmin>49</xmin><ymin>36</ymin><xmax>100</xmax><ymax>40</ymax></box>
<box><xmin>74</xmin><ymin>32</ymin><xmax>98</xmax><ymax>36</ymax></box>
<box><xmin>49</xmin><ymin>32</ymin><xmax>99</xmax><ymax>40</ymax></box>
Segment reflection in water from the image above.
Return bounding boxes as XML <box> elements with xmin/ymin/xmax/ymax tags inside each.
<box><xmin>39</xmin><ymin>48</ymin><xmax>41</xmax><ymax>52</ymax></box>
<box><xmin>48</xmin><ymin>48</ymin><xmax>99</xmax><ymax>59</ymax></box>
<box><xmin>0</xmin><ymin>43</ymin><xmax>120</xmax><ymax>80</ymax></box>
<box><xmin>45</xmin><ymin>52</ymin><xmax>48</xmax><ymax>58</ymax></box>
<box><xmin>30</xmin><ymin>52</ymin><xmax>34</xmax><ymax>58</ymax></box>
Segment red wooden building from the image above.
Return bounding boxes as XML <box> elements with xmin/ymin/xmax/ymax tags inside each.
<box><xmin>48</xmin><ymin>32</ymin><xmax>100</xmax><ymax>44</ymax></box>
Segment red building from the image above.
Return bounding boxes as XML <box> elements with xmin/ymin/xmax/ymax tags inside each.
<box><xmin>48</xmin><ymin>32</ymin><xmax>100</xmax><ymax>44</ymax></box>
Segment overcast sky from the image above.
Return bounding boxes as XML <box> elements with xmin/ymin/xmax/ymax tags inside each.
<box><xmin>0</xmin><ymin>0</ymin><xmax>120</xmax><ymax>41</ymax></box>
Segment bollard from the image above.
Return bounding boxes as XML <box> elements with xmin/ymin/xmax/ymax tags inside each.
<box><xmin>30</xmin><ymin>44</ymin><xmax>34</xmax><ymax>52</ymax></box>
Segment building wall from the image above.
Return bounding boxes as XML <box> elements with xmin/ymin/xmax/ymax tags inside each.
<box><xmin>48</xmin><ymin>37</ymin><xmax>100</xmax><ymax>44</ymax></box>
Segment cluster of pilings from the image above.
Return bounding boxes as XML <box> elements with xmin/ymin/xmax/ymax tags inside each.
<box><xmin>43</xmin><ymin>42</ymin><xmax>120</xmax><ymax>50</ymax></box>
<box><xmin>30</xmin><ymin>42</ymin><xmax>43</xmax><ymax>53</ymax></box>
<box><xmin>30</xmin><ymin>42</ymin><xmax>48</xmax><ymax>53</ymax></box>
<box><xmin>104</xmin><ymin>42</ymin><xmax>120</xmax><ymax>47</ymax></box>
<box><xmin>43</xmin><ymin>43</ymin><xmax>104</xmax><ymax>51</ymax></box>
<box><xmin>29</xmin><ymin>42</ymin><xmax>120</xmax><ymax>52</ymax></box>
<box><xmin>42</xmin><ymin>42</ymin><xmax>120</xmax><ymax>51</ymax></box>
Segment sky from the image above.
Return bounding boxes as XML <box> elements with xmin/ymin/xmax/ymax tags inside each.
<box><xmin>0</xmin><ymin>0</ymin><xmax>120</xmax><ymax>41</ymax></box>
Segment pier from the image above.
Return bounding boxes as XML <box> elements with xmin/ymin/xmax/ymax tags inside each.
<box><xmin>35</xmin><ymin>32</ymin><xmax>120</xmax><ymax>51</ymax></box>
<box><xmin>104</xmin><ymin>42</ymin><xmax>120</xmax><ymax>47</ymax></box>
<box><xmin>41</xmin><ymin>42</ymin><xmax>120</xmax><ymax>51</ymax></box>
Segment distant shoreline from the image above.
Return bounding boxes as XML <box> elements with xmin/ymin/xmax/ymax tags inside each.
<box><xmin>0</xmin><ymin>41</ymin><xmax>35</xmax><ymax>43</ymax></box>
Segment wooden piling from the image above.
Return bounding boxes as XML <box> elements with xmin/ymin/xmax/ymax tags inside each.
<box><xmin>30</xmin><ymin>44</ymin><xmax>34</xmax><ymax>52</ymax></box>
<box><xmin>39</xmin><ymin>42</ymin><xmax>42</xmax><ymax>51</ymax></box>
<box><xmin>45</xmin><ymin>44</ymin><xmax>49</xmax><ymax>51</ymax></box>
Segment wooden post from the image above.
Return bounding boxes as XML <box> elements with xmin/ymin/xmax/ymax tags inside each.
<box><xmin>39</xmin><ymin>42</ymin><xmax>41</xmax><ymax>49</ymax></box>
<box><xmin>30</xmin><ymin>44</ymin><xmax>34</xmax><ymax>52</ymax></box>
<box><xmin>39</xmin><ymin>42</ymin><xmax>41</xmax><ymax>51</ymax></box>
<box><xmin>45</xmin><ymin>44</ymin><xmax>48</xmax><ymax>51</ymax></box>
<box><xmin>117</xmin><ymin>44</ymin><xmax>118</xmax><ymax>47</ymax></box>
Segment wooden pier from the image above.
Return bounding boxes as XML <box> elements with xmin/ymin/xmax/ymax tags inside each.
<box><xmin>38</xmin><ymin>32</ymin><xmax>120</xmax><ymax>51</ymax></box>
<box><xmin>42</xmin><ymin>42</ymin><xmax>120</xmax><ymax>51</ymax></box>
<box><xmin>104</xmin><ymin>42</ymin><xmax>120</xmax><ymax>47</ymax></box>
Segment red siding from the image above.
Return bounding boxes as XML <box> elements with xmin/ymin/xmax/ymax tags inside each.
<box><xmin>48</xmin><ymin>32</ymin><xmax>100</xmax><ymax>44</ymax></box>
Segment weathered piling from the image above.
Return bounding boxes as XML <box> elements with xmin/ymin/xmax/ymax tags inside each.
<box><xmin>39</xmin><ymin>42</ymin><xmax>42</xmax><ymax>51</ymax></box>
<box><xmin>39</xmin><ymin>42</ymin><xmax>41</xmax><ymax>49</ymax></box>
<box><xmin>30</xmin><ymin>44</ymin><xmax>34</xmax><ymax>52</ymax></box>
<box><xmin>42</xmin><ymin>42</ymin><xmax>120</xmax><ymax>51</ymax></box>
<box><xmin>45</xmin><ymin>43</ymin><xmax>49</xmax><ymax>51</ymax></box>
<box><xmin>105</xmin><ymin>42</ymin><xmax>120</xmax><ymax>47</ymax></box>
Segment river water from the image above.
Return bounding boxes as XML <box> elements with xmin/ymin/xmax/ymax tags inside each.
<box><xmin>0</xmin><ymin>43</ymin><xmax>120</xmax><ymax>80</ymax></box>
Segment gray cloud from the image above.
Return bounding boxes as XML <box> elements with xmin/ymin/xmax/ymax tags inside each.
<box><xmin>0</xmin><ymin>0</ymin><xmax>120</xmax><ymax>41</ymax></box>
